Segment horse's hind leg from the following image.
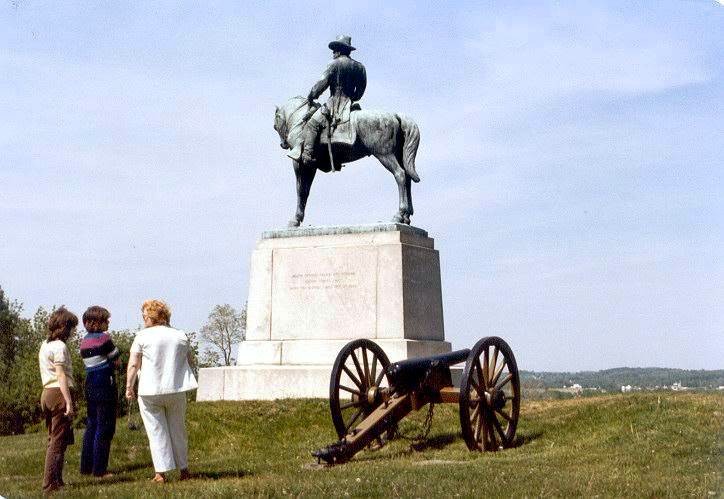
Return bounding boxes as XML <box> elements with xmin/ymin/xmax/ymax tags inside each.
<box><xmin>404</xmin><ymin>175</ymin><xmax>413</xmax><ymax>225</ymax></box>
<box><xmin>375</xmin><ymin>153</ymin><xmax>410</xmax><ymax>224</ymax></box>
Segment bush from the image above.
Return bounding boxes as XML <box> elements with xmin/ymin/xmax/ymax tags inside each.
<box><xmin>0</xmin><ymin>302</ymin><xmax>49</xmax><ymax>435</ymax></box>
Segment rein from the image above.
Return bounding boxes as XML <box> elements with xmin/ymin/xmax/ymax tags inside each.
<box><xmin>284</xmin><ymin>99</ymin><xmax>314</xmax><ymax>140</ymax></box>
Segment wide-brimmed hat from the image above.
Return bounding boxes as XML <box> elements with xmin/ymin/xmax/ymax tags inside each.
<box><xmin>328</xmin><ymin>35</ymin><xmax>356</xmax><ymax>52</ymax></box>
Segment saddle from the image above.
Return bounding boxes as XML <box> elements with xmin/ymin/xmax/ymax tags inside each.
<box><xmin>320</xmin><ymin>101</ymin><xmax>360</xmax><ymax>147</ymax></box>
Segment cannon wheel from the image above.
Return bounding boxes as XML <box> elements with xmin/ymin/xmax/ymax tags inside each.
<box><xmin>459</xmin><ymin>336</ymin><xmax>520</xmax><ymax>451</ymax></box>
<box><xmin>329</xmin><ymin>339</ymin><xmax>392</xmax><ymax>440</ymax></box>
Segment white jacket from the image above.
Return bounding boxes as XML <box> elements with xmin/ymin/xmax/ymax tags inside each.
<box><xmin>130</xmin><ymin>325</ymin><xmax>198</xmax><ymax>396</ymax></box>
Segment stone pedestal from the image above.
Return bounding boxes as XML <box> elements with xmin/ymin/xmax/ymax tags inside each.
<box><xmin>197</xmin><ymin>223</ymin><xmax>450</xmax><ymax>401</ymax></box>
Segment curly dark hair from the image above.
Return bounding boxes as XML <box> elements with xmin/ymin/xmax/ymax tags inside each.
<box><xmin>47</xmin><ymin>307</ymin><xmax>78</xmax><ymax>342</ymax></box>
<box><xmin>82</xmin><ymin>305</ymin><xmax>111</xmax><ymax>333</ymax></box>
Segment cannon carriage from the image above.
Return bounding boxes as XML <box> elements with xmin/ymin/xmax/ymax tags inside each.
<box><xmin>313</xmin><ymin>336</ymin><xmax>521</xmax><ymax>464</ymax></box>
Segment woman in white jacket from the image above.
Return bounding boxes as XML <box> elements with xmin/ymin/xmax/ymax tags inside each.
<box><xmin>125</xmin><ymin>299</ymin><xmax>197</xmax><ymax>483</ymax></box>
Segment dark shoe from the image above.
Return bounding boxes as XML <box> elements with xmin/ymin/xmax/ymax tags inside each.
<box><xmin>43</xmin><ymin>483</ymin><xmax>63</xmax><ymax>495</ymax></box>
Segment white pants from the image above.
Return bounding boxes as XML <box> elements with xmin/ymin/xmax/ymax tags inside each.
<box><xmin>138</xmin><ymin>392</ymin><xmax>189</xmax><ymax>473</ymax></box>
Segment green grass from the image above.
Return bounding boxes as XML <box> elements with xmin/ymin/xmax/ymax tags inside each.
<box><xmin>0</xmin><ymin>393</ymin><xmax>721</xmax><ymax>497</ymax></box>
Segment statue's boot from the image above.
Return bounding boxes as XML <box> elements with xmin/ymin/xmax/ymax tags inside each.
<box><xmin>287</xmin><ymin>143</ymin><xmax>303</xmax><ymax>161</ymax></box>
<box><xmin>300</xmin><ymin>121</ymin><xmax>323</xmax><ymax>165</ymax></box>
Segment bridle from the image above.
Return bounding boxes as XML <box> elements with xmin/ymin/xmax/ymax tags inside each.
<box><xmin>281</xmin><ymin>98</ymin><xmax>312</xmax><ymax>141</ymax></box>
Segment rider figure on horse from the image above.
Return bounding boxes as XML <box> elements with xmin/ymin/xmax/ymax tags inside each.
<box><xmin>287</xmin><ymin>35</ymin><xmax>367</xmax><ymax>166</ymax></box>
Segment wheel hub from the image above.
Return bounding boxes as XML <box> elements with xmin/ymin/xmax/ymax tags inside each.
<box><xmin>491</xmin><ymin>389</ymin><xmax>506</xmax><ymax>411</ymax></box>
<box><xmin>367</xmin><ymin>386</ymin><xmax>379</xmax><ymax>405</ymax></box>
<box><xmin>483</xmin><ymin>388</ymin><xmax>506</xmax><ymax>411</ymax></box>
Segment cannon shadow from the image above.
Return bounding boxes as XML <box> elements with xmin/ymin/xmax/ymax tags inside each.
<box><xmin>340</xmin><ymin>429</ymin><xmax>544</xmax><ymax>465</ymax></box>
<box><xmin>352</xmin><ymin>428</ymin><xmax>545</xmax><ymax>463</ymax></box>
<box><xmin>410</xmin><ymin>434</ymin><xmax>457</xmax><ymax>451</ymax></box>
<box><xmin>408</xmin><ymin>429</ymin><xmax>544</xmax><ymax>452</ymax></box>
<box><xmin>511</xmin><ymin>430</ymin><xmax>544</xmax><ymax>448</ymax></box>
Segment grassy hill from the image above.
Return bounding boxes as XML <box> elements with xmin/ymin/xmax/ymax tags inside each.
<box><xmin>0</xmin><ymin>392</ymin><xmax>721</xmax><ymax>497</ymax></box>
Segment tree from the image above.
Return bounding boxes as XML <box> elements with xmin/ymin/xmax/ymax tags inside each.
<box><xmin>0</xmin><ymin>287</ymin><xmax>22</xmax><ymax>374</ymax></box>
<box><xmin>0</xmin><ymin>292</ymin><xmax>49</xmax><ymax>435</ymax></box>
<box><xmin>198</xmin><ymin>349</ymin><xmax>221</xmax><ymax>369</ymax></box>
<box><xmin>199</xmin><ymin>304</ymin><xmax>246</xmax><ymax>366</ymax></box>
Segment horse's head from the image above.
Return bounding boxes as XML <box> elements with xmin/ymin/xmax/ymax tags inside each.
<box><xmin>274</xmin><ymin>105</ymin><xmax>289</xmax><ymax>149</ymax></box>
<box><xmin>274</xmin><ymin>96</ymin><xmax>309</xmax><ymax>151</ymax></box>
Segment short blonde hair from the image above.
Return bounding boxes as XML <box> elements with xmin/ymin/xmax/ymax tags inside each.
<box><xmin>141</xmin><ymin>299</ymin><xmax>171</xmax><ymax>326</ymax></box>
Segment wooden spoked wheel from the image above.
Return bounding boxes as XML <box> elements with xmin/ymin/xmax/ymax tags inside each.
<box><xmin>329</xmin><ymin>339</ymin><xmax>392</xmax><ymax>439</ymax></box>
<box><xmin>459</xmin><ymin>336</ymin><xmax>520</xmax><ymax>451</ymax></box>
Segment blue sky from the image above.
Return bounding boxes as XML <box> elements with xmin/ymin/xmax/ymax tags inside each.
<box><xmin>1</xmin><ymin>1</ymin><xmax>722</xmax><ymax>370</ymax></box>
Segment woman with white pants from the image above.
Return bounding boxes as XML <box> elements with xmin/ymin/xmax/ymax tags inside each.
<box><xmin>126</xmin><ymin>299</ymin><xmax>197</xmax><ymax>483</ymax></box>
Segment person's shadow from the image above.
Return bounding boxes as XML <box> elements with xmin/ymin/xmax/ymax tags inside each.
<box><xmin>111</xmin><ymin>462</ymin><xmax>151</xmax><ymax>473</ymax></box>
<box><xmin>188</xmin><ymin>469</ymin><xmax>252</xmax><ymax>480</ymax></box>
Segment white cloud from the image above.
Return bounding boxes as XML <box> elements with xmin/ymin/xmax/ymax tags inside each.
<box><xmin>461</xmin><ymin>6</ymin><xmax>712</xmax><ymax>118</ymax></box>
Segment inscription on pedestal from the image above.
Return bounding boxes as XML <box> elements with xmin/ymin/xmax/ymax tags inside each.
<box><xmin>290</xmin><ymin>271</ymin><xmax>358</xmax><ymax>290</ymax></box>
<box><xmin>271</xmin><ymin>246</ymin><xmax>377</xmax><ymax>340</ymax></box>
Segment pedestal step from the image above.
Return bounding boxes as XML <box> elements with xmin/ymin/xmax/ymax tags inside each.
<box><xmin>236</xmin><ymin>338</ymin><xmax>452</xmax><ymax>365</ymax></box>
<box><xmin>196</xmin><ymin>364</ymin><xmax>464</xmax><ymax>401</ymax></box>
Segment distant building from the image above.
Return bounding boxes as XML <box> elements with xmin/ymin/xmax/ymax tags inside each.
<box><xmin>557</xmin><ymin>383</ymin><xmax>583</xmax><ymax>396</ymax></box>
<box><xmin>671</xmin><ymin>381</ymin><xmax>687</xmax><ymax>391</ymax></box>
<box><xmin>621</xmin><ymin>385</ymin><xmax>632</xmax><ymax>393</ymax></box>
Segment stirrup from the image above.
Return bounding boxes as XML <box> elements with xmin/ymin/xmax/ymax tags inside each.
<box><xmin>287</xmin><ymin>143</ymin><xmax>303</xmax><ymax>161</ymax></box>
<box><xmin>301</xmin><ymin>151</ymin><xmax>315</xmax><ymax>165</ymax></box>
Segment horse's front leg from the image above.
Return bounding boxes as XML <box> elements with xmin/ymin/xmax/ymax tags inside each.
<box><xmin>289</xmin><ymin>161</ymin><xmax>316</xmax><ymax>227</ymax></box>
<box><xmin>289</xmin><ymin>160</ymin><xmax>304</xmax><ymax>227</ymax></box>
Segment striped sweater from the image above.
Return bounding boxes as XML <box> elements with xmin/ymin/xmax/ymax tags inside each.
<box><xmin>80</xmin><ymin>333</ymin><xmax>120</xmax><ymax>372</ymax></box>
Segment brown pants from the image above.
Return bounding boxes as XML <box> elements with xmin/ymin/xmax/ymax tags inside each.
<box><xmin>40</xmin><ymin>388</ymin><xmax>74</xmax><ymax>493</ymax></box>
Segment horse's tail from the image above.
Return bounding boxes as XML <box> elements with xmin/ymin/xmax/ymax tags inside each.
<box><xmin>397</xmin><ymin>114</ymin><xmax>420</xmax><ymax>183</ymax></box>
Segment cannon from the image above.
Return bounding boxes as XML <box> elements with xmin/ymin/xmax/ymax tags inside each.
<box><xmin>313</xmin><ymin>336</ymin><xmax>520</xmax><ymax>465</ymax></box>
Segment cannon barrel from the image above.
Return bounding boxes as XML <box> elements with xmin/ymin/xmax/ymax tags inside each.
<box><xmin>386</xmin><ymin>348</ymin><xmax>470</xmax><ymax>392</ymax></box>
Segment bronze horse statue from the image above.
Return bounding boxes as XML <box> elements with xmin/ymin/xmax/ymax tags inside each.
<box><xmin>274</xmin><ymin>96</ymin><xmax>421</xmax><ymax>227</ymax></box>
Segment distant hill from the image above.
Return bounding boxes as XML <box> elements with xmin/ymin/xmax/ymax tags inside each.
<box><xmin>521</xmin><ymin>367</ymin><xmax>724</xmax><ymax>391</ymax></box>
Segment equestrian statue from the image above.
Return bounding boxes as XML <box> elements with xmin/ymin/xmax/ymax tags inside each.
<box><xmin>274</xmin><ymin>35</ymin><xmax>421</xmax><ymax>227</ymax></box>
